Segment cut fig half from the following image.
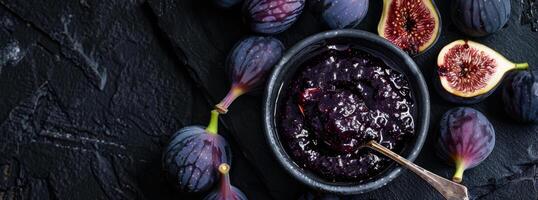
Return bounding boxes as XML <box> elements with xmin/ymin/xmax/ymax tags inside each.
<box><xmin>436</xmin><ymin>40</ymin><xmax>529</xmax><ymax>104</ymax></box>
<box><xmin>378</xmin><ymin>0</ymin><xmax>441</xmax><ymax>56</ymax></box>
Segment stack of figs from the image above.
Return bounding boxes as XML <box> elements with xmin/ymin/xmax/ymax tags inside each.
<box><xmin>162</xmin><ymin>0</ymin><xmax>537</xmax><ymax>198</ymax></box>
<box><xmin>163</xmin><ymin>36</ymin><xmax>284</xmax><ymax>199</ymax></box>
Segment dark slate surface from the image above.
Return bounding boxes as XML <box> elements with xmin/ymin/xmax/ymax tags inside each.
<box><xmin>0</xmin><ymin>0</ymin><xmax>537</xmax><ymax>199</ymax></box>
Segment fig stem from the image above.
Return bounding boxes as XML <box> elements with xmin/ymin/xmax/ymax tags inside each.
<box><xmin>453</xmin><ymin>160</ymin><xmax>465</xmax><ymax>183</ymax></box>
<box><xmin>205</xmin><ymin>110</ymin><xmax>220</xmax><ymax>135</ymax></box>
<box><xmin>515</xmin><ymin>62</ymin><xmax>529</xmax><ymax>70</ymax></box>
<box><xmin>215</xmin><ymin>86</ymin><xmax>245</xmax><ymax>114</ymax></box>
<box><xmin>218</xmin><ymin>163</ymin><xmax>230</xmax><ymax>174</ymax></box>
<box><xmin>218</xmin><ymin>163</ymin><xmax>232</xmax><ymax>198</ymax></box>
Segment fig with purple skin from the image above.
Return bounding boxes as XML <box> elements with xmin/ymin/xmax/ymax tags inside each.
<box><xmin>450</xmin><ymin>0</ymin><xmax>510</xmax><ymax>37</ymax></box>
<box><xmin>203</xmin><ymin>163</ymin><xmax>248</xmax><ymax>200</ymax></box>
<box><xmin>436</xmin><ymin>107</ymin><xmax>495</xmax><ymax>183</ymax></box>
<box><xmin>502</xmin><ymin>71</ymin><xmax>538</xmax><ymax>123</ymax></box>
<box><xmin>312</xmin><ymin>0</ymin><xmax>369</xmax><ymax>29</ymax></box>
<box><xmin>162</xmin><ymin>110</ymin><xmax>232</xmax><ymax>192</ymax></box>
<box><xmin>243</xmin><ymin>0</ymin><xmax>305</xmax><ymax>34</ymax></box>
<box><xmin>215</xmin><ymin>36</ymin><xmax>284</xmax><ymax>114</ymax></box>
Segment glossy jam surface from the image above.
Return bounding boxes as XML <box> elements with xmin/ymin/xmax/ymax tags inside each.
<box><xmin>277</xmin><ymin>46</ymin><xmax>416</xmax><ymax>182</ymax></box>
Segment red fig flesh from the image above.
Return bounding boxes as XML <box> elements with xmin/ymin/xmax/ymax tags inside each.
<box><xmin>436</xmin><ymin>40</ymin><xmax>529</xmax><ymax>104</ymax></box>
<box><xmin>378</xmin><ymin>0</ymin><xmax>441</xmax><ymax>55</ymax></box>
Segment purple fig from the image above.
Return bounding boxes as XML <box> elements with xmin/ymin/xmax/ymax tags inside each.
<box><xmin>243</xmin><ymin>0</ymin><xmax>305</xmax><ymax>34</ymax></box>
<box><xmin>436</xmin><ymin>107</ymin><xmax>495</xmax><ymax>183</ymax></box>
<box><xmin>215</xmin><ymin>36</ymin><xmax>284</xmax><ymax>114</ymax></box>
<box><xmin>203</xmin><ymin>163</ymin><xmax>248</xmax><ymax>200</ymax></box>
<box><xmin>162</xmin><ymin>110</ymin><xmax>232</xmax><ymax>192</ymax></box>
<box><xmin>312</xmin><ymin>0</ymin><xmax>369</xmax><ymax>29</ymax></box>
<box><xmin>502</xmin><ymin>71</ymin><xmax>538</xmax><ymax>123</ymax></box>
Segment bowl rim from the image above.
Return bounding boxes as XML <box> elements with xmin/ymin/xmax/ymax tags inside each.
<box><xmin>262</xmin><ymin>29</ymin><xmax>430</xmax><ymax>195</ymax></box>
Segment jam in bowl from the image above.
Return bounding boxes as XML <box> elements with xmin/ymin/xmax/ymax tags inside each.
<box><xmin>263</xmin><ymin>30</ymin><xmax>430</xmax><ymax>194</ymax></box>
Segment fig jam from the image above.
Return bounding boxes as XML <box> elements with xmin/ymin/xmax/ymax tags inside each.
<box><xmin>277</xmin><ymin>45</ymin><xmax>416</xmax><ymax>182</ymax></box>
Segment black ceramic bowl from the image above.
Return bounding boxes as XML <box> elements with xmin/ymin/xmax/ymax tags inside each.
<box><xmin>263</xmin><ymin>29</ymin><xmax>430</xmax><ymax>194</ymax></box>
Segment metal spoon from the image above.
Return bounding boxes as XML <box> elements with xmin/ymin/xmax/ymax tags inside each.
<box><xmin>363</xmin><ymin>140</ymin><xmax>469</xmax><ymax>200</ymax></box>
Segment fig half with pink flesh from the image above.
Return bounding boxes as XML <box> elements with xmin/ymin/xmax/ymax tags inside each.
<box><xmin>378</xmin><ymin>0</ymin><xmax>441</xmax><ymax>56</ymax></box>
<box><xmin>435</xmin><ymin>40</ymin><xmax>529</xmax><ymax>104</ymax></box>
<box><xmin>436</xmin><ymin>107</ymin><xmax>495</xmax><ymax>183</ymax></box>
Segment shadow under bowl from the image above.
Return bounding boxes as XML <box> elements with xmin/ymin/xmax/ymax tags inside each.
<box><xmin>263</xmin><ymin>29</ymin><xmax>430</xmax><ymax>194</ymax></box>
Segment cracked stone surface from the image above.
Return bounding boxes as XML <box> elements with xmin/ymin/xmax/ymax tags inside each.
<box><xmin>0</xmin><ymin>0</ymin><xmax>537</xmax><ymax>199</ymax></box>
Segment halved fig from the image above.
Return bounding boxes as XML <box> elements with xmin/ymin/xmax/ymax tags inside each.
<box><xmin>435</xmin><ymin>40</ymin><xmax>529</xmax><ymax>104</ymax></box>
<box><xmin>378</xmin><ymin>0</ymin><xmax>441</xmax><ymax>56</ymax></box>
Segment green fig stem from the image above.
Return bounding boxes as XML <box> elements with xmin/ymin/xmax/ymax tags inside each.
<box><xmin>205</xmin><ymin>110</ymin><xmax>220</xmax><ymax>135</ymax></box>
<box><xmin>453</xmin><ymin>160</ymin><xmax>465</xmax><ymax>183</ymax></box>
<box><xmin>218</xmin><ymin>163</ymin><xmax>232</xmax><ymax>198</ymax></box>
<box><xmin>215</xmin><ymin>86</ymin><xmax>245</xmax><ymax>114</ymax></box>
<box><xmin>515</xmin><ymin>62</ymin><xmax>529</xmax><ymax>70</ymax></box>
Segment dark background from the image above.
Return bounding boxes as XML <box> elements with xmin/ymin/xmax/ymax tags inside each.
<box><xmin>0</xmin><ymin>0</ymin><xmax>537</xmax><ymax>199</ymax></box>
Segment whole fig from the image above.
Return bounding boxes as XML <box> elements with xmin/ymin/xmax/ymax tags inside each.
<box><xmin>502</xmin><ymin>71</ymin><xmax>538</xmax><ymax>123</ymax></box>
<box><xmin>312</xmin><ymin>0</ymin><xmax>369</xmax><ymax>29</ymax></box>
<box><xmin>162</xmin><ymin>110</ymin><xmax>232</xmax><ymax>192</ymax></box>
<box><xmin>243</xmin><ymin>0</ymin><xmax>305</xmax><ymax>34</ymax></box>
<box><xmin>450</xmin><ymin>0</ymin><xmax>510</xmax><ymax>37</ymax></box>
<box><xmin>215</xmin><ymin>36</ymin><xmax>284</xmax><ymax>114</ymax></box>
<box><xmin>436</xmin><ymin>107</ymin><xmax>495</xmax><ymax>183</ymax></box>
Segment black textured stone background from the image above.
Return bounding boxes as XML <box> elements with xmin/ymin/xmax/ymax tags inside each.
<box><xmin>0</xmin><ymin>0</ymin><xmax>537</xmax><ymax>199</ymax></box>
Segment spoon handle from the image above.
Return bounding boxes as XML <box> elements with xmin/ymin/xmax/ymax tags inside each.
<box><xmin>365</xmin><ymin>141</ymin><xmax>469</xmax><ymax>200</ymax></box>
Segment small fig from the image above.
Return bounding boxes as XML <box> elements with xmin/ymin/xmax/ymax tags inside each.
<box><xmin>450</xmin><ymin>0</ymin><xmax>510</xmax><ymax>37</ymax></box>
<box><xmin>378</xmin><ymin>0</ymin><xmax>441</xmax><ymax>56</ymax></box>
<box><xmin>311</xmin><ymin>0</ymin><xmax>369</xmax><ymax>29</ymax></box>
<box><xmin>435</xmin><ymin>40</ymin><xmax>529</xmax><ymax>104</ymax></box>
<box><xmin>243</xmin><ymin>0</ymin><xmax>305</xmax><ymax>34</ymax></box>
<box><xmin>502</xmin><ymin>71</ymin><xmax>538</xmax><ymax>123</ymax></box>
<box><xmin>203</xmin><ymin>164</ymin><xmax>248</xmax><ymax>200</ymax></box>
<box><xmin>162</xmin><ymin>110</ymin><xmax>232</xmax><ymax>192</ymax></box>
<box><xmin>215</xmin><ymin>36</ymin><xmax>284</xmax><ymax>114</ymax></box>
<box><xmin>436</xmin><ymin>107</ymin><xmax>495</xmax><ymax>183</ymax></box>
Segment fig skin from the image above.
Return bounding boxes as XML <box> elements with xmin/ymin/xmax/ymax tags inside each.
<box><xmin>377</xmin><ymin>0</ymin><xmax>441</xmax><ymax>56</ymax></box>
<box><xmin>436</xmin><ymin>107</ymin><xmax>495</xmax><ymax>183</ymax></box>
<box><xmin>162</xmin><ymin>110</ymin><xmax>232</xmax><ymax>193</ymax></box>
<box><xmin>502</xmin><ymin>71</ymin><xmax>538</xmax><ymax>123</ymax></box>
<box><xmin>435</xmin><ymin>40</ymin><xmax>529</xmax><ymax>104</ymax></box>
<box><xmin>450</xmin><ymin>0</ymin><xmax>510</xmax><ymax>37</ymax></box>
<box><xmin>243</xmin><ymin>0</ymin><xmax>305</xmax><ymax>34</ymax></box>
<box><xmin>311</xmin><ymin>0</ymin><xmax>369</xmax><ymax>29</ymax></box>
<box><xmin>203</xmin><ymin>164</ymin><xmax>248</xmax><ymax>200</ymax></box>
<box><xmin>215</xmin><ymin>36</ymin><xmax>284</xmax><ymax>114</ymax></box>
